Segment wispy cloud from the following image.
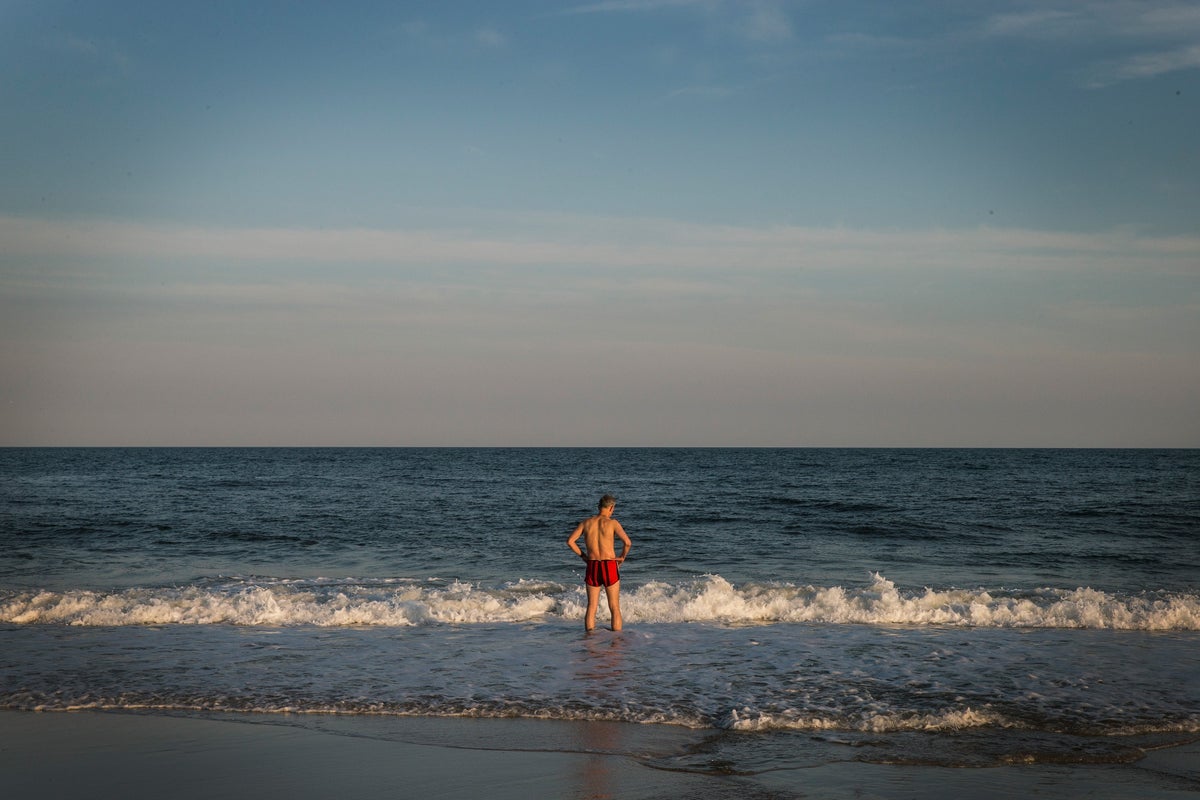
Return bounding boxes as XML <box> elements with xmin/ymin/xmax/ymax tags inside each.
<box><xmin>824</xmin><ymin>32</ymin><xmax>918</xmax><ymax>51</ymax></box>
<box><xmin>980</xmin><ymin>2</ymin><xmax>1200</xmax><ymax>86</ymax></box>
<box><xmin>563</xmin><ymin>0</ymin><xmax>711</xmax><ymax>13</ymax></box>
<box><xmin>397</xmin><ymin>19</ymin><xmax>510</xmax><ymax>52</ymax></box>
<box><xmin>666</xmin><ymin>84</ymin><xmax>737</xmax><ymax>99</ymax></box>
<box><xmin>1118</xmin><ymin>3</ymin><xmax>1200</xmax><ymax>37</ymax></box>
<box><xmin>3</xmin><ymin>214</ymin><xmax>1197</xmax><ymax>276</ymax></box>
<box><xmin>983</xmin><ymin>10</ymin><xmax>1083</xmax><ymax>38</ymax></box>
<box><xmin>44</xmin><ymin>32</ymin><xmax>132</xmax><ymax>80</ymax></box>
<box><xmin>562</xmin><ymin>0</ymin><xmax>792</xmax><ymax>42</ymax></box>
<box><xmin>741</xmin><ymin>1</ymin><xmax>793</xmax><ymax>42</ymax></box>
<box><xmin>1085</xmin><ymin>42</ymin><xmax>1200</xmax><ymax>86</ymax></box>
<box><xmin>474</xmin><ymin>27</ymin><xmax>508</xmax><ymax>48</ymax></box>
<box><xmin>983</xmin><ymin>2</ymin><xmax>1200</xmax><ymax>41</ymax></box>
<box><xmin>4</xmin><ymin>212</ymin><xmax>1195</xmax><ymax>446</ymax></box>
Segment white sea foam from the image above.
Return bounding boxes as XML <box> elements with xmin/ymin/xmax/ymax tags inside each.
<box><xmin>9</xmin><ymin>692</ymin><xmax>1196</xmax><ymax>738</ymax></box>
<box><xmin>0</xmin><ymin>580</ymin><xmax>561</xmax><ymax>627</ymax></box>
<box><xmin>723</xmin><ymin>705</ymin><xmax>1014</xmax><ymax>733</ymax></box>
<box><xmin>623</xmin><ymin>573</ymin><xmax>1200</xmax><ymax>630</ymax></box>
<box><xmin>2</xmin><ymin>573</ymin><xmax>1198</xmax><ymax>630</ymax></box>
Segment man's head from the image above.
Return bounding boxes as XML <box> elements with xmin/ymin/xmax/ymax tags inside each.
<box><xmin>598</xmin><ymin>494</ymin><xmax>617</xmax><ymax>512</ymax></box>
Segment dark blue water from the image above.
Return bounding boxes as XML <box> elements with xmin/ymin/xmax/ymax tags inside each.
<box><xmin>4</xmin><ymin>448</ymin><xmax>1196</xmax><ymax>592</ymax></box>
<box><xmin>2</xmin><ymin>448</ymin><xmax>1198</xmax><ymax>769</ymax></box>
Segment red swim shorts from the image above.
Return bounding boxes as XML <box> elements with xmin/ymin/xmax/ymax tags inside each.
<box><xmin>585</xmin><ymin>559</ymin><xmax>621</xmax><ymax>587</ymax></box>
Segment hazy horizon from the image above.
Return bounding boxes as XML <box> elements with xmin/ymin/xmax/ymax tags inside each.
<box><xmin>2</xmin><ymin>1</ymin><xmax>1197</xmax><ymax>447</ymax></box>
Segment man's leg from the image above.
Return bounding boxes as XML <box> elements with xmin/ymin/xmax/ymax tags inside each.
<box><xmin>585</xmin><ymin>584</ymin><xmax>601</xmax><ymax>631</ymax></box>
<box><xmin>604</xmin><ymin>582</ymin><xmax>622</xmax><ymax>631</ymax></box>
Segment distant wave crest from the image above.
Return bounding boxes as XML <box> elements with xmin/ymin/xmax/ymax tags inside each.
<box><xmin>2</xmin><ymin>573</ymin><xmax>1197</xmax><ymax>630</ymax></box>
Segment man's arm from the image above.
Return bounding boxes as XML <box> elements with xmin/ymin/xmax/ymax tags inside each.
<box><xmin>566</xmin><ymin>521</ymin><xmax>588</xmax><ymax>561</ymax></box>
<box><xmin>614</xmin><ymin>521</ymin><xmax>631</xmax><ymax>563</ymax></box>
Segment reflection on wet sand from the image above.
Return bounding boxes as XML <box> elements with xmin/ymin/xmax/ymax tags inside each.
<box><xmin>573</xmin><ymin>632</ymin><xmax>629</xmax><ymax>799</ymax></box>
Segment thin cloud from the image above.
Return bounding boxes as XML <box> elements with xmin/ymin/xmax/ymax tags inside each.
<box><xmin>397</xmin><ymin>19</ymin><xmax>508</xmax><ymax>52</ymax></box>
<box><xmin>1119</xmin><ymin>4</ymin><xmax>1200</xmax><ymax>37</ymax></box>
<box><xmin>828</xmin><ymin>3</ymin><xmax>1200</xmax><ymax>80</ymax></box>
<box><xmin>474</xmin><ymin>28</ymin><xmax>508</xmax><ymax>48</ymax></box>
<box><xmin>3</xmin><ymin>215</ymin><xmax>1197</xmax><ymax>277</ymax></box>
<box><xmin>980</xmin><ymin>2</ymin><xmax>1200</xmax><ymax>85</ymax></box>
<box><xmin>44</xmin><ymin>32</ymin><xmax>133</xmax><ymax>79</ymax></box>
<box><xmin>983</xmin><ymin>10</ymin><xmax>1083</xmax><ymax>39</ymax></box>
<box><xmin>400</xmin><ymin>20</ymin><xmax>430</xmax><ymax>38</ymax></box>
<box><xmin>1085</xmin><ymin>43</ymin><xmax>1200</xmax><ymax>87</ymax></box>
<box><xmin>982</xmin><ymin>2</ymin><xmax>1200</xmax><ymax>41</ymax></box>
<box><xmin>562</xmin><ymin>0</ymin><xmax>792</xmax><ymax>43</ymax></box>
<box><xmin>741</xmin><ymin>1</ymin><xmax>793</xmax><ymax>42</ymax></box>
<box><xmin>666</xmin><ymin>84</ymin><xmax>737</xmax><ymax>99</ymax></box>
<box><xmin>825</xmin><ymin>32</ymin><xmax>918</xmax><ymax>51</ymax></box>
<box><xmin>562</xmin><ymin>0</ymin><xmax>711</xmax><ymax>14</ymax></box>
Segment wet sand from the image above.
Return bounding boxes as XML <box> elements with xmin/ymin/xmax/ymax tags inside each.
<box><xmin>1</xmin><ymin>710</ymin><xmax>1197</xmax><ymax>799</ymax></box>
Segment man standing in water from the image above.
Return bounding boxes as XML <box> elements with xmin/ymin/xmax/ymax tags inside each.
<box><xmin>567</xmin><ymin>494</ymin><xmax>632</xmax><ymax>632</ymax></box>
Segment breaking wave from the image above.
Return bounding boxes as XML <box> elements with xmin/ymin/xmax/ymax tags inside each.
<box><xmin>2</xmin><ymin>573</ymin><xmax>1197</xmax><ymax>630</ymax></box>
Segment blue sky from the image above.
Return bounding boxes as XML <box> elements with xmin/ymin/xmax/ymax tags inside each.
<box><xmin>1</xmin><ymin>0</ymin><xmax>1197</xmax><ymax>445</ymax></box>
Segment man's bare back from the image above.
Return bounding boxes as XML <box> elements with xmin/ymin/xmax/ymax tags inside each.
<box><xmin>566</xmin><ymin>494</ymin><xmax>631</xmax><ymax>631</ymax></box>
<box><xmin>576</xmin><ymin>514</ymin><xmax>625</xmax><ymax>561</ymax></box>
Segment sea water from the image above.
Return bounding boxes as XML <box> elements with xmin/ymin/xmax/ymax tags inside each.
<box><xmin>2</xmin><ymin>448</ymin><xmax>1197</xmax><ymax>770</ymax></box>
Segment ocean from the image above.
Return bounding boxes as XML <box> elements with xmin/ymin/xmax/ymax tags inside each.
<box><xmin>2</xmin><ymin>447</ymin><xmax>1198</xmax><ymax>772</ymax></box>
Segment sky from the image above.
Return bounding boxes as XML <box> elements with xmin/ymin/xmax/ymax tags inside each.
<box><xmin>1</xmin><ymin>0</ymin><xmax>1197</xmax><ymax>446</ymax></box>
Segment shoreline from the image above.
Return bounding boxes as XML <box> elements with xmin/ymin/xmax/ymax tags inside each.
<box><xmin>3</xmin><ymin>710</ymin><xmax>1199</xmax><ymax>799</ymax></box>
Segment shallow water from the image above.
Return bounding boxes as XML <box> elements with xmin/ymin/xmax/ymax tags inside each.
<box><xmin>2</xmin><ymin>448</ymin><xmax>1198</xmax><ymax>768</ymax></box>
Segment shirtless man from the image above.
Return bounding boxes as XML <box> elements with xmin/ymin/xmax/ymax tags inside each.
<box><xmin>567</xmin><ymin>494</ymin><xmax>632</xmax><ymax>632</ymax></box>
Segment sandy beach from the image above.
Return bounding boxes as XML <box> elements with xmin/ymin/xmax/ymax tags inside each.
<box><xmin>2</xmin><ymin>710</ymin><xmax>1198</xmax><ymax>800</ymax></box>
